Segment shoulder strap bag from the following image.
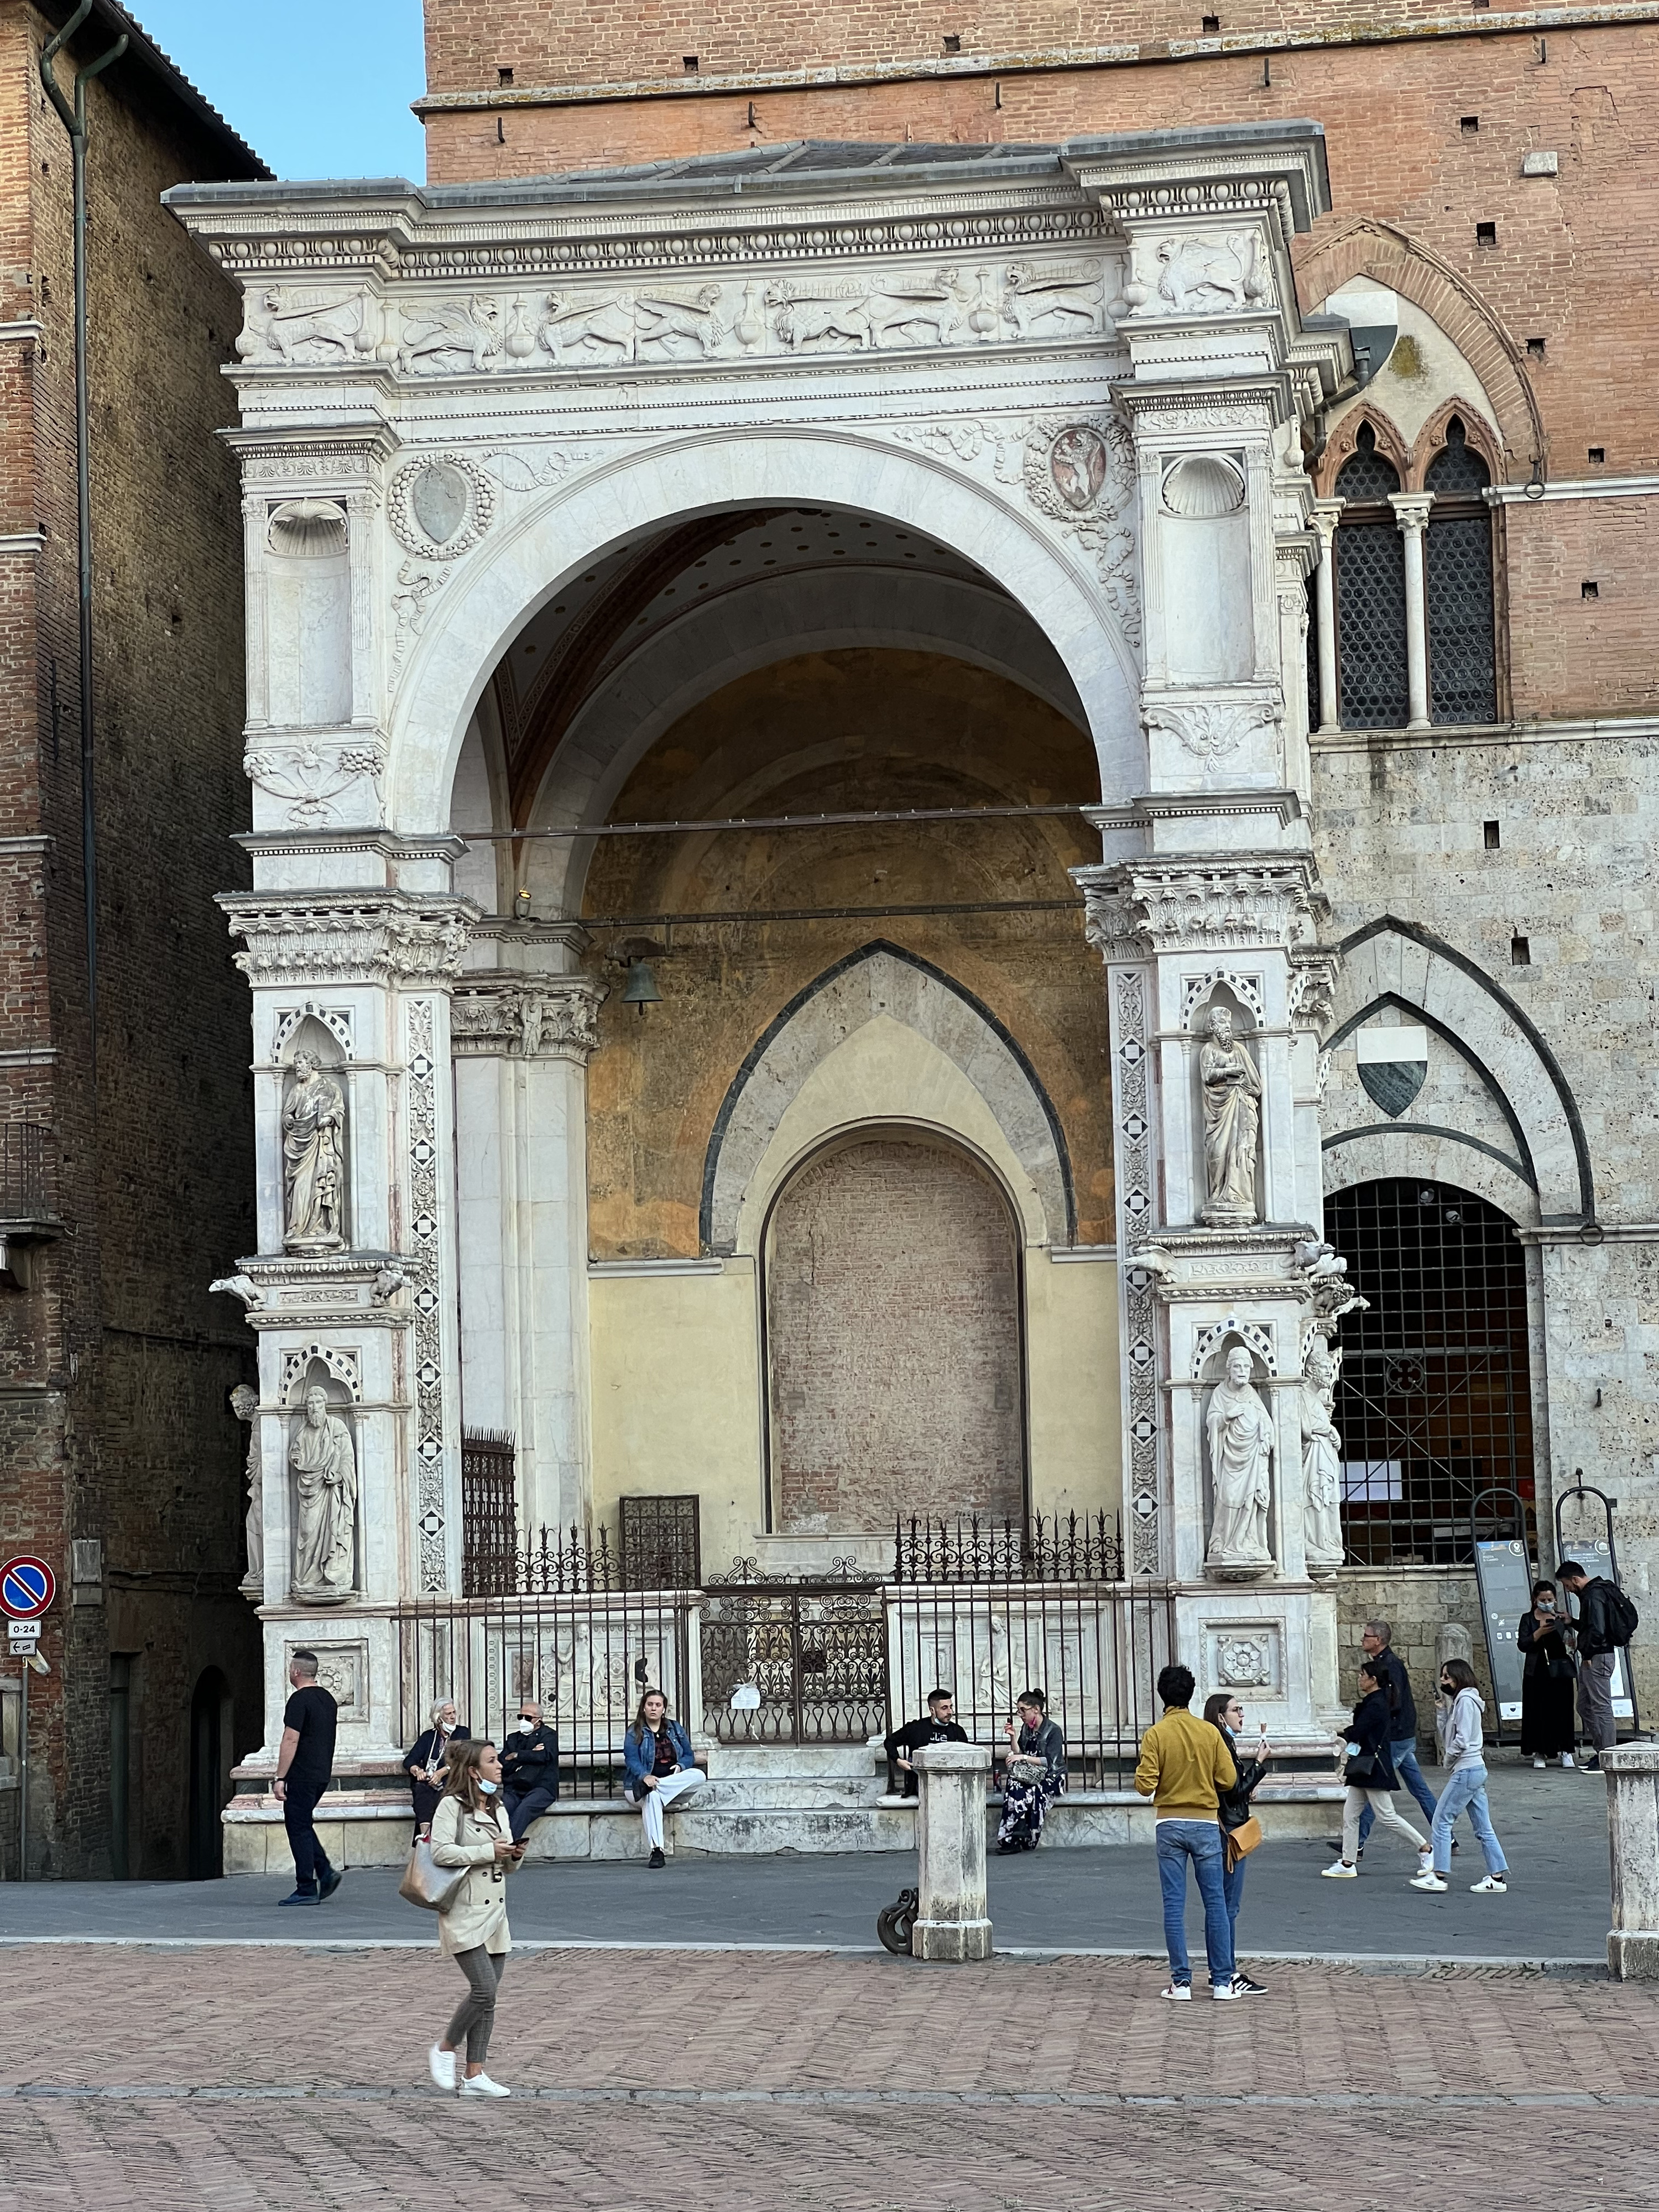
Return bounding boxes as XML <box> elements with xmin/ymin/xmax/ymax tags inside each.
<box><xmin>1224</xmin><ymin>1814</ymin><xmax>1264</xmax><ymax>1867</ymax></box>
<box><xmin>399</xmin><ymin>1800</ymin><xmax>470</xmax><ymax>1914</ymax></box>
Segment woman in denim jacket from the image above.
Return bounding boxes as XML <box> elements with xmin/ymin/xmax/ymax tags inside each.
<box><xmin>622</xmin><ymin>1689</ymin><xmax>707</xmax><ymax>1868</ymax></box>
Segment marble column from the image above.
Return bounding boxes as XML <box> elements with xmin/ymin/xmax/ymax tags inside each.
<box><xmin>1603</xmin><ymin>1743</ymin><xmax>1659</xmax><ymax>1980</ymax></box>
<box><xmin>1390</xmin><ymin>492</ymin><xmax>1435</xmax><ymax>733</ymax></box>
<box><xmin>911</xmin><ymin>1741</ymin><xmax>993</xmax><ymax>1961</ymax></box>
<box><xmin>1311</xmin><ymin>498</ymin><xmax>1343</xmax><ymax>733</ymax></box>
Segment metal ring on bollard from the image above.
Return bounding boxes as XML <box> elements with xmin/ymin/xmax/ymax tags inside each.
<box><xmin>877</xmin><ymin>1885</ymin><xmax>919</xmax><ymax>1955</ymax></box>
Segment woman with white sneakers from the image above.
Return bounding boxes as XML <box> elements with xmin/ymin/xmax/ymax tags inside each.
<box><xmin>1322</xmin><ymin>1654</ymin><xmax>1432</xmax><ymax>1881</ymax></box>
<box><xmin>1412</xmin><ymin>1657</ymin><xmax>1510</xmax><ymax>1896</ymax></box>
<box><xmin>427</xmin><ymin>1738</ymin><xmax>523</xmax><ymax>2097</ymax></box>
<box><xmin>622</xmin><ymin>1688</ymin><xmax>707</xmax><ymax>1868</ymax></box>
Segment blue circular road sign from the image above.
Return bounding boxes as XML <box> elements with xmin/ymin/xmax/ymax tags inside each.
<box><xmin>1</xmin><ymin>1557</ymin><xmax>54</xmax><ymax>1620</ymax></box>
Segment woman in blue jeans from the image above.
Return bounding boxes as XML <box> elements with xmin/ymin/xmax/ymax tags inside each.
<box><xmin>1411</xmin><ymin>1658</ymin><xmax>1509</xmax><ymax>1895</ymax></box>
<box><xmin>1204</xmin><ymin>1691</ymin><xmax>1270</xmax><ymax>1996</ymax></box>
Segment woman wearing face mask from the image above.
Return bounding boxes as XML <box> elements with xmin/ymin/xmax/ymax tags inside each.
<box><xmin>1412</xmin><ymin>1658</ymin><xmax>1509</xmax><ymax>1895</ymax></box>
<box><xmin>404</xmin><ymin>1698</ymin><xmax>468</xmax><ymax>1843</ymax></box>
<box><xmin>1202</xmin><ymin>1691</ymin><xmax>1270</xmax><ymax>1994</ymax></box>
<box><xmin>427</xmin><ymin>1738</ymin><xmax>523</xmax><ymax>2096</ymax></box>
<box><xmin>1519</xmin><ymin>1579</ymin><xmax>1577</xmax><ymax>1770</ymax></box>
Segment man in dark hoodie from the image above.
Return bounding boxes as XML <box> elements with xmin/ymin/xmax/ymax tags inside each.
<box><xmin>1352</xmin><ymin>1619</ymin><xmax>1438</xmax><ymax>1856</ymax></box>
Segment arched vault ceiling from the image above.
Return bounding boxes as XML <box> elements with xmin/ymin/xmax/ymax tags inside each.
<box><xmin>486</xmin><ymin>506</ymin><xmax>1061</xmax><ymax>827</ymax></box>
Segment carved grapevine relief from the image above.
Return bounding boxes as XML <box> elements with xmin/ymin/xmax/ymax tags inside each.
<box><xmin>1022</xmin><ymin>418</ymin><xmax>1140</xmax><ymax>648</ymax></box>
<box><xmin>245</xmin><ymin>739</ymin><xmax>387</xmax><ymax>828</ymax></box>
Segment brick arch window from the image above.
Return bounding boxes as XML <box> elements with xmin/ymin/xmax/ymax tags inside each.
<box><xmin>1424</xmin><ymin>416</ymin><xmax>1498</xmax><ymax>724</ymax></box>
<box><xmin>1332</xmin><ymin>422</ymin><xmax>1408</xmax><ymax>728</ymax></box>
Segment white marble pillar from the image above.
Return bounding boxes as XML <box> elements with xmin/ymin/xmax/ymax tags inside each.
<box><xmin>911</xmin><ymin>1741</ymin><xmax>992</xmax><ymax>1961</ymax></box>
<box><xmin>1311</xmin><ymin>498</ymin><xmax>1343</xmax><ymax>734</ymax></box>
<box><xmin>1390</xmin><ymin>492</ymin><xmax>1435</xmax><ymax>733</ymax></box>
<box><xmin>1603</xmin><ymin>1744</ymin><xmax>1659</xmax><ymax>1980</ymax></box>
<box><xmin>452</xmin><ymin>967</ymin><xmax>604</xmax><ymax>1536</ymax></box>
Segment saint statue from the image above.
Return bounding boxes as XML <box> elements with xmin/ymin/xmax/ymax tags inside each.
<box><xmin>290</xmin><ymin>1385</ymin><xmax>358</xmax><ymax>1602</ymax></box>
<box><xmin>1206</xmin><ymin>1345</ymin><xmax>1274</xmax><ymax>1573</ymax></box>
<box><xmin>1198</xmin><ymin>1005</ymin><xmax>1261</xmax><ymax>1225</ymax></box>
<box><xmin>1300</xmin><ymin>1342</ymin><xmax>1346</xmax><ymax>1572</ymax></box>
<box><xmin>230</xmin><ymin>1383</ymin><xmax>263</xmax><ymax>1593</ymax></box>
<box><xmin>282</xmin><ymin>1052</ymin><xmax>346</xmax><ymax>1253</ymax></box>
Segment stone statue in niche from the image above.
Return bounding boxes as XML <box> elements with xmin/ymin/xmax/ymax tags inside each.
<box><xmin>230</xmin><ymin>1383</ymin><xmax>263</xmax><ymax>1593</ymax></box>
<box><xmin>1206</xmin><ymin>1345</ymin><xmax>1274</xmax><ymax>1575</ymax></box>
<box><xmin>1300</xmin><ymin>1341</ymin><xmax>1346</xmax><ymax>1573</ymax></box>
<box><xmin>1199</xmin><ymin>1005</ymin><xmax>1261</xmax><ymax>1225</ymax></box>
<box><xmin>282</xmin><ymin>1052</ymin><xmax>346</xmax><ymax>1253</ymax></box>
<box><xmin>290</xmin><ymin>1385</ymin><xmax>358</xmax><ymax>1603</ymax></box>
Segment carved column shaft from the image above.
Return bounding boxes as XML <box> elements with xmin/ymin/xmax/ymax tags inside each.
<box><xmin>1390</xmin><ymin>492</ymin><xmax>1435</xmax><ymax>733</ymax></box>
<box><xmin>1312</xmin><ymin>499</ymin><xmax>1343</xmax><ymax>734</ymax></box>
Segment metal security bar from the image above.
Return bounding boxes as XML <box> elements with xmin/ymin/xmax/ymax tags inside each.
<box><xmin>1334</xmin><ymin>424</ymin><xmax>1408</xmax><ymax>729</ymax></box>
<box><xmin>0</xmin><ymin>1124</ymin><xmax>51</xmax><ymax>1220</ymax></box>
<box><xmin>619</xmin><ymin>1494</ymin><xmax>701</xmax><ymax>1590</ymax></box>
<box><xmin>1327</xmin><ymin>1180</ymin><xmax>1535</xmax><ymax>1566</ymax></box>
<box><xmin>1425</xmin><ymin>419</ymin><xmax>1498</xmax><ymax>726</ymax></box>
<box><xmin>887</xmin><ymin>1580</ymin><xmax>1178</xmax><ymax>1787</ymax></box>
<box><xmin>700</xmin><ymin>1580</ymin><xmax>888</xmax><ymax>1745</ymax></box>
<box><xmin>397</xmin><ymin>1590</ymin><xmax>695</xmax><ymax>1800</ymax></box>
<box><xmin>460</xmin><ymin>1431</ymin><xmax>518</xmax><ymax>1598</ymax></box>
<box><xmin>893</xmin><ymin>1512</ymin><xmax>1123</xmax><ymax>1582</ymax></box>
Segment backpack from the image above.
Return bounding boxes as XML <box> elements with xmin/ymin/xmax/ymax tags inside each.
<box><xmin>1604</xmin><ymin>1582</ymin><xmax>1640</xmax><ymax>1647</ymax></box>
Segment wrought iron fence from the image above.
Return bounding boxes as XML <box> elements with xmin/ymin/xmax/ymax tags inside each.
<box><xmin>461</xmin><ymin>1430</ymin><xmax>517</xmax><ymax>1597</ymax></box>
<box><xmin>700</xmin><ymin>1579</ymin><xmax>887</xmax><ymax>1745</ymax></box>
<box><xmin>887</xmin><ymin>1578</ymin><xmax>1178</xmax><ymax>1786</ymax></box>
<box><xmin>397</xmin><ymin>1588</ymin><xmax>695</xmax><ymax>1801</ymax></box>
<box><xmin>0</xmin><ymin>1123</ymin><xmax>51</xmax><ymax>1220</ymax></box>
<box><xmin>893</xmin><ymin>1512</ymin><xmax>1123</xmax><ymax>1583</ymax></box>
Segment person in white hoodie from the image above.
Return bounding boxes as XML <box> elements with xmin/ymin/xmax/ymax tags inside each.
<box><xmin>1412</xmin><ymin>1659</ymin><xmax>1509</xmax><ymax>1895</ymax></box>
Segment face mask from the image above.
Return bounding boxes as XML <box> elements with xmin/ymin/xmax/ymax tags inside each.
<box><xmin>515</xmin><ymin>1719</ymin><xmax>534</xmax><ymax>1735</ymax></box>
<box><xmin>478</xmin><ymin>1778</ymin><xmax>499</xmax><ymax>1794</ymax></box>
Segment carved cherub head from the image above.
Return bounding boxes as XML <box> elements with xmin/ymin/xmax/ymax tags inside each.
<box><xmin>230</xmin><ymin>1384</ymin><xmax>259</xmax><ymax>1421</ymax></box>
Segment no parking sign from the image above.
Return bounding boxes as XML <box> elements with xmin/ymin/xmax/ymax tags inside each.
<box><xmin>1</xmin><ymin>1556</ymin><xmax>55</xmax><ymax>1621</ymax></box>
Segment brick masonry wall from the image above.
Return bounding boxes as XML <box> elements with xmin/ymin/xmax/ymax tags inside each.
<box><xmin>0</xmin><ymin>8</ymin><xmax>260</xmax><ymax>1877</ymax></box>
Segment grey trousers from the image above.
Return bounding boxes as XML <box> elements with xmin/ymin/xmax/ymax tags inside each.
<box><xmin>444</xmin><ymin>1947</ymin><xmax>506</xmax><ymax>2067</ymax></box>
<box><xmin>1578</xmin><ymin>1650</ymin><xmax>1618</xmax><ymax>1753</ymax></box>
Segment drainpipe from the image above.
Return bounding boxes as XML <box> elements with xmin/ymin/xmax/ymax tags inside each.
<box><xmin>39</xmin><ymin>1</ymin><xmax>127</xmax><ymax>1073</ymax></box>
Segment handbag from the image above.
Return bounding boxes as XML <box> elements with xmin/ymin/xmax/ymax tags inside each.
<box><xmin>398</xmin><ymin>1808</ymin><xmax>469</xmax><ymax>1914</ymax></box>
<box><xmin>1224</xmin><ymin>1814</ymin><xmax>1264</xmax><ymax>1867</ymax></box>
<box><xmin>1344</xmin><ymin>1747</ymin><xmax>1379</xmax><ymax>1783</ymax></box>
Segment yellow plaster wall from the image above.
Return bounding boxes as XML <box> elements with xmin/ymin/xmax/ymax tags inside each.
<box><xmin>1025</xmin><ymin>1254</ymin><xmax>1121</xmax><ymax>1526</ymax></box>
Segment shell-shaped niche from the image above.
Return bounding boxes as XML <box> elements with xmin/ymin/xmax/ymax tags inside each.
<box><xmin>268</xmin><ymin>499</ymin><xmax>348</xmax><ymax>557</ymax></box>
<box><xmin>1162</xmin><ymin>455</ymin><xmax>1246</xmax><ymax>518</ymax></box>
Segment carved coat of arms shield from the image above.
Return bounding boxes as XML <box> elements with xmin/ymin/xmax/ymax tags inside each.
<box><xmin>1049</xmin><ymin>425</ymin><xmax>1108</xmax><ymax>511</ymax></box>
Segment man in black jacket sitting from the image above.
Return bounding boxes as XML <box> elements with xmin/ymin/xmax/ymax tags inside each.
<box><xmin>499</xmin><ymin>1700</ymin><xmax>561</xmax><ymax>1841</ymax></box>
<box><xmin>884</xmin><ymin>1688</ymin><xmax>968</xmax><ymax>1797</ymax></box>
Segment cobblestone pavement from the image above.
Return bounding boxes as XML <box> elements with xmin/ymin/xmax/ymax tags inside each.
<box><xmin>8</xmin><ymin>1946</ymin><xmax>1659</xmax><ymax>2209</ymax></box>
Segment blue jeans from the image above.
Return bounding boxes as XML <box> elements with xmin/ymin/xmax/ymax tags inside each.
<box><xmin>1358</xmin><ymin>1739</ymin><xmax>1438</xmax><ymax>1843</ymax></box>
<box><xmin>1156</xmin><ymin>1819</ymin><xmax>1234</xmax><ymax>1989</ymax></box>
<box><xmin>1431</xmin><ymin>1763</ymin><xmax>1507</xmax><ymax>1877</ymax></box>
<box><xmin>1223</xmin><ymin>1844</ymin><xmax>1246</xmax><ymax>1929</ymax></box>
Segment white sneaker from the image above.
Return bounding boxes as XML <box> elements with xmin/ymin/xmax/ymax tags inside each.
<box><xmin>1470</xmin><ymin>1874</ymin><xmax>1507</xmax><ymax>1893</ymax></box>
<box><xmin>1561</xmin><ymin>1753</ymin><xmax>1576</xmax><ymax>1768</ymax></box>
<box><xmin>1533</xmin><ymin>1756</ymin><xmax>1547</xmax><ymax>1770</ymax></box>
<box><xmin>1410</xmin><ymin>1870</ymin><xmax>1448</xmax><ymax>1892</ymax></box>
<box><xmin>1320</xmin><ymin>1860</ymin><xmax>1358</xmax><ymax>1879</ymax></box>
<box><xmin>459</xmin><ymin>2072</ymin><xmax>511</xmax><ymax>2097</ymax></box>
<box><xmin>428</xmin><ymin>2045</ymin><xmax>456</xmax><ymax>2092</ymax></box>
<box><xmin>1211</xmin><ymin>1979</ymin><xmax>1243</xmax><ymax>2000</ymax></box>
<box><xmin>1160</xmin><ymin>1982</ymin><xmax>1192</xmax><ymax>2001</ymax></box>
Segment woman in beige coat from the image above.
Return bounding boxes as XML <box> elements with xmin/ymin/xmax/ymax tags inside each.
<box><xmin>427</xmin><ymin>1739</ymin><xmax>523</xmax><ymax>2097</ymax></box>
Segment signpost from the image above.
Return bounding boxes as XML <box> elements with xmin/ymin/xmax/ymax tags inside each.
<box><xmin>1</xmin><ymin>1554</ymin><xmax>55</xmax><ymax>1882</ymax></box>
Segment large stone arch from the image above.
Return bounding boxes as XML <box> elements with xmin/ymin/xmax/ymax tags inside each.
<box><xmin>1324</xmin><ymin>916</ymin><xmax>1594</xmax><ymax>1227</ymax></box>
<box><xmin>702</xmin><ymin>941</ymin><xmax>1076</xmax><ymax>1256</ymax></box>
<box><xmin>390</xmin><ymin>430</ymin><xmax>1141</xmax><ymax>833</ymax></box>
<box><xmin>1293</xmin><ymin>216</ymin><xmax>1545</xmax><ymax>477</ymax></box>
<box><xmin>516</xmin><ymin>565</ymin><xmax>1088</xmax><ymax>915</ymax></box>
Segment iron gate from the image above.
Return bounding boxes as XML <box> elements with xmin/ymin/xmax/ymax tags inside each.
<box><xmin>700</xmin><ymin>1578</ymin><xmax>888</xmax><ymax>1744</ymax></box>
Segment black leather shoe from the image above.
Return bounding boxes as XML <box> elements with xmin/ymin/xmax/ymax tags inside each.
<box><xmin>648</xmin><ymin>1847</ymin><xmax>665</xmax><ymax>1869</ymax></box>
<box><xmin>317</xmin><ymin>1868</ymin><xmax>343</xmax><ymax>1900</ymax></box>
<box><xmin>277</xmin><ymin>1890</ymin><xmax>320</xmax><ymax>1907</ymax></box>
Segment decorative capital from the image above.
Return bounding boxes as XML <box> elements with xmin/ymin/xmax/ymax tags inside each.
<box><xmin>1311</xmin><ymin>497</ymin><xmax>1344</xmax><ymax>550</ymax></box>
<box><xmin>1287</xmin><ymin>945</ymin><xmax>1339</xmax><ymax>1031</ymax></box>
<box><xmin>1389</xmin><ymin>491</ymin><xmax>1435</xmax><ymax>538</ymax></box>
<box><xmin>1078</xmin><ymin>856</ymin><xmax>1319</xmax><ymax>959</ymax></box>
<box><xmin>219</xmin><ymin>892</ymin><xmax>477</xmax><ymax>988</ymax></box>
<box><xmin>450</xmin><ymin>976</ymin><xmax>606</xmax><ymax>1063</ymax></box>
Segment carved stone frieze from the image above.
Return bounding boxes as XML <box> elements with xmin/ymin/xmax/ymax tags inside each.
<box><xmin>1142</xmin><ymin>692</ymin><xmax>1280</xmax><ymax>766</ymax></box>
<box><xmin>449</xmin><ymin>977</ymin><xmax>606</xmax><ymax>1063</ymax></box>
<box><xmin>1079</xmin><ymin>858</ymin><xmax>1318</xmax><ymax>959</ymax></box>
<box><xmin>220</xmin><ymin>894</ymin><xmax>476</xmax><ymax>988</ymax></box>
<box><xmin>1288</xmin><ymin>946</ymin><xmax>1339</xmax><ymax>1032</ymax></box>
<box><xmin>244</xmin><ymin>738</ymin><xmax>387</xmax><ymax>828</ymax></box>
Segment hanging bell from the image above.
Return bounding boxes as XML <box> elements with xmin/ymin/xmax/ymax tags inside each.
<box><xmin>620</xmin><ymin>957</ymin><xmax>662</xmax><ymax>1013</ymax></box>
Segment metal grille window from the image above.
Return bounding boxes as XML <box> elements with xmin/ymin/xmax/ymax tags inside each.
<box><xmin>1327</xmin><ymin>1180</ymin><xmax>1534</xmax><ymax>1566</ymax></box>
<box><xmin>1305</xmin><ymin>572</ymin><xmax>1321</xmax><ymax>733</ymax></box>
<box><xmin>1426</xmin><ymin>418</ymin><xmax>1498</xmax><ymax>724</ymax></box>
<box><xmin>1334</xmin><ymin>426</ymin><xmax>1408</xmax><ymax>728</ymax></box>
<box><xmin>461</xmin><ymin>1430</ymin><xmax>518</xmax><ymax>1597</ymax></box>
<box><xmin>617</xmin><ymin>1494</ymin><xmax>702</xmax><ymax>1589</ymax></box>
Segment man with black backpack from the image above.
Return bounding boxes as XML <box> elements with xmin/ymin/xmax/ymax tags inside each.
<box><xmin>1557</xmin><ymin>1561</ymin><xmax>1640</xmax><ymax>1768</ymax></box>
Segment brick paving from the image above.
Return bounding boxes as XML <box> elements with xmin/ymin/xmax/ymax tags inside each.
<box><xmin>6</xmin><ymin>1947</ymin><xmax>1659</xmax><ymax>2208</ymax></box>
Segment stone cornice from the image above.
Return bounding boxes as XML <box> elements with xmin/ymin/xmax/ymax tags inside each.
<box><xmin>1077</xmin><ymin>853</ymin><xmax>1321</xmax><ymax>957</ymax></box>
<box><xmin>219</xmin><ymin>891</ymin><xmax>479</xmax><ymax>988</ymax></box>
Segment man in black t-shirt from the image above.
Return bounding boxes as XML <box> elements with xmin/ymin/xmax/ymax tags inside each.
<box><xmin>274</xmin><ymin>1648</ymin><xmax>341</xmax><ymax>1906</ymax></box>
<box><xmin>883</xmin><ymin>1688</ymin><xmax>969</xmax><ymax>1797</ymax></box>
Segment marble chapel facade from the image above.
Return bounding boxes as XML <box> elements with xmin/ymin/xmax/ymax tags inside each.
<box><xmin>167</xmin><ymin>88</ymin><xmax>1658</xmax><ymax>1853</ymax></box>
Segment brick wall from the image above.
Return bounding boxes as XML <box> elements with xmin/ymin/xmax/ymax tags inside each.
<box><xmin>0</xmin><ymin>4</ymin><xmax>261</xmax><ymax>1877</ymax></box>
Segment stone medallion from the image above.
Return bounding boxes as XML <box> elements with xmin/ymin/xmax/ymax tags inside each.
<box><xmin>388</xmin><ymin>452</ymin><xmax>497</xmax><ymax>560</ymax></box>
<box><xmin>1049</xmin><ymin>424</ymin><xmax>1108</xmax><ymax>510</ymax></box>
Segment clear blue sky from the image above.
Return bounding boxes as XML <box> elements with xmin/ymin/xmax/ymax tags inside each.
<box><xmin>132</xmin><ymin>0</ymin><xmax>427</xmax><ymax>181</ymax></box>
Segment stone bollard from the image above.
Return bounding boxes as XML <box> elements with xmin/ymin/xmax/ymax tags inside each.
<box><xmin>1602</xmin><ymin>1744</ymin><xmax>1659</xmax><ymax>1981</ymax></box>
<box><xmin>910</xmin><ymin>1741</ymin><xmax>993</xmax><ymax>1961</ymax></box>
